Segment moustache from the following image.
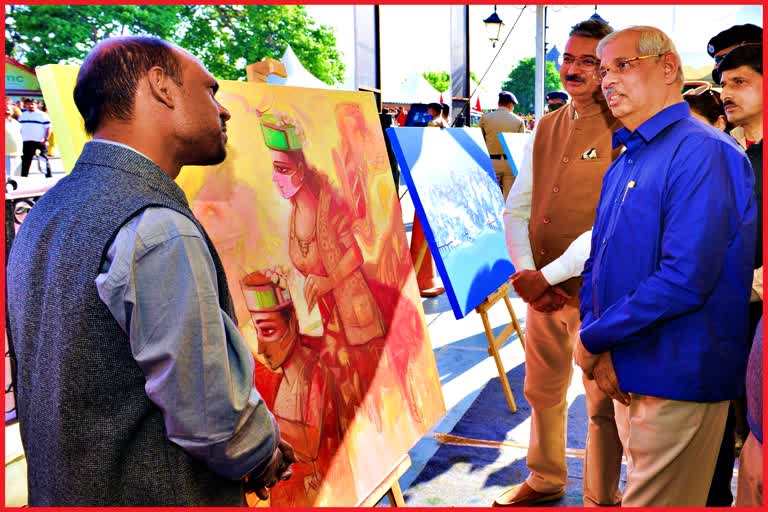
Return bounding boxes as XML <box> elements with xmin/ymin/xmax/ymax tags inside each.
<box><xmin>722</xmin><ymin>100</ymin><xmax>736</xmax><ymax>107</ymax></box>
<box><xmin>564</xmin><ymin>74</ymin><xmax>586</xmax><ymax>83</ymax></box>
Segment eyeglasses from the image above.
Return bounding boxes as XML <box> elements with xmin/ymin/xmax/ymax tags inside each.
<box><xmin>714</xmin><ymin>42</ymin><xmax>762</xmax><ymax>66</ymax></box>
<box><xmin>598</xmin><ymin>52</ymin><xmax>668</xmax><ymax>80</ymax></box>
<box><xmin>561</xmin><ymin>55</ymin><xmax>600</xmax><ymax>70</ymax></box>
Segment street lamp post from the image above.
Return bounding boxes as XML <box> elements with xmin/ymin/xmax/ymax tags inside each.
<box><xmin>483</xmin><ymin>6</ymin><xmax>504</xmax><ymax>48</ymax></box>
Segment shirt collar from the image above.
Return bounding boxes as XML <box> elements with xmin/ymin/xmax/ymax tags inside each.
<box><xmin>613</xmin><ymin>101</ymin><xmax>691</xmax><ymax>149</ymax></box>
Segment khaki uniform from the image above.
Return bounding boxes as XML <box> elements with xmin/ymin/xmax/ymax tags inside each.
<box><xmin>524</xmin><ymin>102</ymin><xmax>624</xmax><ymax>505</ymax></box>
<box><xmin>479</xmin><ymin>107</ymin><xmax>525</xmax><ymax>198</ymax></box>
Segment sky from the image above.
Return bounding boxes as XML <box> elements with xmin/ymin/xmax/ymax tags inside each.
<box><xmin>305</xmin><ymin>4</ymin><xmax>762</xmax><ymax>102</ymax></box>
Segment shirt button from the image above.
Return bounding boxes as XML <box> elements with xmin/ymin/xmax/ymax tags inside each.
<box><xmin>543</xmin><ymin>217</ymin><xmax>551</xmax><ymax>224</ymax></box>
<box><xmin>628</xmin><ymin>159</ymin><xmax>633</xmax><ymax>164</ymax></box>
<box><xmin>602</xmin><ymin>238</ymin><xmax>607</xmax><ymax>245</ymax></box>
<box><xmin>552</xmin><ymin>186</ymin><xmax>560</xmax><ymax>193</ymax></box>
<box><xmin>540</xmin><ymin>248</ymin><xmax>547</xmax><ymax>255</ymax></box>
<box><xmin>562</xmin><ymin>156</ymin><xmax>569</xmax><ymax>163</ymax></box>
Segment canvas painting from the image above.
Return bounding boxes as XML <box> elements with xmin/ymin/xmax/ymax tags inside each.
<box><xmin>387</xmin><ymin>127</ymin><xmax>516</xmax><ymax>319</ymax></box>
<box><xmin>499</xmin><ymin>132</ymin><xmax>532</xmax><ymax>177</ymax></box>
<box><xmin>37</xmin><ymin>65</ymin><xmax>446</xmax><ymax>507</ymax></box>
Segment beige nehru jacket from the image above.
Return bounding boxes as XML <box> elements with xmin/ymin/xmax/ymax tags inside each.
<box><xmin>479</xmin><ymin>107</ymin><xmax>526</xmax><ymax>155</ymax></box>
<box><xmin>529</xmin><ymin>102</ymin><xmax>622</xmax><ymax>297</ymax></box>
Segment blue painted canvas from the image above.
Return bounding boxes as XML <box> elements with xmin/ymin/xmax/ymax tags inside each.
<box><xmin>387</xmin><ymin>127</ymin><xmax>516</xmax><ymax>319</ymax></box>
<box><xmin>499</xmin><ymin>132</ymin><xmax>532</xmax><ymax>178</ymax></box>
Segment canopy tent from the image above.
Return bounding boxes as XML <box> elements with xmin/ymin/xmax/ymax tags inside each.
<box><xmin>266</xmin><ymin>45</ymin><xmax>333</xmax><ymax>89</ymax></box>
<box><xmin>469</xmin><ymin>78</ymin><xmax>503</xmax><ymax>113</ymax></box>
<box><xmin>382</xmin><ymin>70</ymin><xmax>442</xmax><ymax>105</ymax></box>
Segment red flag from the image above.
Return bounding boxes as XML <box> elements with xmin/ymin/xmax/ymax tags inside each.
<box><xmin>439</xmin><ymin>92</ymin><xmax>443</xmax><ymax>103</ymax></box>
<box><xmin>475</xmin><ymin>97</ymin><xmax>482</xmax><ymax>111</ymax></box>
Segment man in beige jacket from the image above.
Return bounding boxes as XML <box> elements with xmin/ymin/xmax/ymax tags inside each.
<box><xmin>494</xmin><ymin>19</ymin><xmax>623</xmax><ymax>507</ymax></box>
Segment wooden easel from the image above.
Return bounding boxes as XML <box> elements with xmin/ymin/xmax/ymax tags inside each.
<box><xmin>357</xmin><ymin>454</ymin><xmax>411</xmax><ymax>507</ymax></box>
<box><xmin>474</xmin><ymin>281</ymin><xmax>526</xmax><ymax>413</ymax></box>
<box><xmin>412</xmin><ymin>237</ymin><xmax>525</xmax><ymax>414</ymax></box>
<box><xmin>246</xmin><ymin>59</ymin><xmax>409</xmax><ymax>507</ymax></box>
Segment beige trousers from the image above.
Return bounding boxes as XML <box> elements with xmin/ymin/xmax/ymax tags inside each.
<box><xmin>736</xmin><ymin>432</ymin><xmax>763</xmax><ymax>506</ymax></box>
<box><xmin>523</xmin><ymin>302</ymin><xmax>623</xmax><ymax>505</ymax></box>
<box><xmin>614</xmin><ymin>395</ymin><xmax>729</xmax><ymax>506</ymax></box>
<box><xmin>492</xmin><ymin>159</ymin><xmax>515</xmax><ymax>199</ymax></box>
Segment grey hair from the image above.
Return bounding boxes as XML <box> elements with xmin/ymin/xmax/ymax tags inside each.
<box><xmin>597</xmin><ymin>26</ymin><xmax>685</xmax><ymax>84</ymax></box>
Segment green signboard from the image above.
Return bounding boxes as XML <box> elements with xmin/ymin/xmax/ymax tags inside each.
<box><xmin>5</xmin><ymin>58</ymin><xmax>41</xmax><ymax>95</ymax></box>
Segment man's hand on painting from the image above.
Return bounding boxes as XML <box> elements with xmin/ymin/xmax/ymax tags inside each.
<box><xmin>592</xmin><ymin>353</ymin><xmax>631</xmax><ymax>406</ymax></box>
<box><xmin>304</xmin><ymin>274</ymin><xmax>333</xmax><ymax>311</ymax></box>
<box><xmin>530</xmin><ymin>286</ymin><xmax>570</xmax><ymax>313</ymax></box>
<box><xmin>245</xmin><ymin>439</ymin><xmax>297</xmax><ymax>500</ymax></box>
<box><xmin>573</xmin><ymin>335</ymin><xmax>599</xmax><ymax>379</ymax></box>
<box><xmin>511</xmin><ymin>269</ymin><xmax>550</xmax><ymax>303</ymax></box>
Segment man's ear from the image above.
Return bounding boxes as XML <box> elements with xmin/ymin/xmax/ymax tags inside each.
<box><xmin>146</xmin><ymin>66</ymin><xmax>177</xmax><ymax>109</ymax></box>
<box><xmin>663</xmin><ymin>53</ymin><xmax>681</xmax><ymax>85</ymax></box>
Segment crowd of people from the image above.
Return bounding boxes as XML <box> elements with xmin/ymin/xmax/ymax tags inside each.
<box><xmin>5</xmin><ymin>96</ymin><xmax>54</xmax><ymax>178</ymax></box>
<box><xmin>3</xmin><ymin>17</ymin><xmax>763</xmax><ymax>509</ymax></box>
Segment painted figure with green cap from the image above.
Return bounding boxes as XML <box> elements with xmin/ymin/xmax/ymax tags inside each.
<box><xmin>257</xmin><ymin>108</ymin><xmax>390</xmax><ymax>430</ymax></box>
<box><xmin>240</xmin><ymin>269</ymin><xmax>353</xmax><ymax>507</ymax></box>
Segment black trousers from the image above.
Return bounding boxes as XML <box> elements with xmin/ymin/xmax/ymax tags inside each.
<box><xmin>21</xmin><ymin>141</ymin><xmax>51</xmax><ymax>177</ymax></box>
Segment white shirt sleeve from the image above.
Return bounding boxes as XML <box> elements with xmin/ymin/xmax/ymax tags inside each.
<box><xmin>503</xmin><ymin>124</ymin><xmax>537</xmax><ymax>271</ymax></box>
<box><xmin>540</xmin><ymin>229</ymin><xmax>593</xmax><ymax>285</ymax></box>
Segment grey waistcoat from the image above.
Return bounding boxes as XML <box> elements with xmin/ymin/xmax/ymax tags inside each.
<box><xmin>6</xmin><ymin>141</ymin><xmax>243</xmax><ymax>506</ymax></box>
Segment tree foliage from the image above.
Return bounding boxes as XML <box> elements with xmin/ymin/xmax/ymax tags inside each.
<box><xmin>422</xmin><ymin>70</ymin><xmax>450</xmax><ymax>93</ymax></box>
<box><xmin>5</xmin><ymin>4</ymin><xmax>345</xmax><ymax>84</ymax></box>
<box><xmin>501</xmin><ymin>57</ymin><xmax>561</xmax><ymax>115</ymax></box>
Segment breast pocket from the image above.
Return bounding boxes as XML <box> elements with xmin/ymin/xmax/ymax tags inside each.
<box><xmin>613</xmin><ymin>185</ymin><xmax>662</xmax><ymax>253</ymax></box>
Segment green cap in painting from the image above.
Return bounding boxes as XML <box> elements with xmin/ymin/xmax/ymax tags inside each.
<box><xmin>242</xmin><ymin>270</ymin><xmax>292</xmax><ymax>313</ymax></box>
<box><xmin>259</xmin><ymin>114</ymin><xmax>303</xmax><ymax>151</ymax></box>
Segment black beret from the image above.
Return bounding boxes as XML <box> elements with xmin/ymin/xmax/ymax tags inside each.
<box><xmin>707</xmin><ymin>24</ymin><xmax>762</xmax><ymax>57</ymax></box>
<box><xmin>499</xmin><ymin>91</ymin><xmax>518</xmax><ymax>105</ymax></box>
<box><xmin>715</xmin><ymin>43</ymin><xmax>762</xmax><ymax>83</ymax></box>
<box><xmin>546</xmin><ymin>91</ymin><xmax>569</xmax><ymax>102</ymax></box>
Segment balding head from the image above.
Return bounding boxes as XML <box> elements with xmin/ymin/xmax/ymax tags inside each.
<box><xmin>73</xmin><ymin>36</ymin><xmax>183</xmax><ymax>134</ymax></box>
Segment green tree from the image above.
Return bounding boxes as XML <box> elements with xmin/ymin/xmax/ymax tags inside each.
<box><xmin>175</xmin><ymin>5</ymin><xmax>344</xmax><ymax>83</ymax></box>
<box><xmin>5</xmin><ymin>4</ymin><xmax>344</xmax><ymax>84</ymax></box>
<box><xmin>6</xmin><ymin>5</ymin><xmax>181</xmax><ymax>67</ymax></box>
<box><xmin>501</xmin><ymin>57</ymin><xmax>561</xmax><ymax>115</ymax></box>
<box><xmin>422</xmin><ymin>70</ymin><xmax>450</xmax><ymax>93</ymax></box>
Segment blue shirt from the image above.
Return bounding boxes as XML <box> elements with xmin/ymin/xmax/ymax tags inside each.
<box><xmin>579</xmin><ymin>102</ymin><xmax>756</xmax><ymax>402</ymax></box>
<box><xmin>95</xmin><ymin>206</ymin><xmax>279</xmax><ymax>480</ymax></box>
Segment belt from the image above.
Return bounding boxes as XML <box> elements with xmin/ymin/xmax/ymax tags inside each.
<box><xmin>490</xmin><ymin>154</ymin><xmax>507</xmax><ymax>160</ymax></box>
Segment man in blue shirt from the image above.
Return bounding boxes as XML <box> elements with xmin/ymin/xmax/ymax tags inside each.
<box><xmin>573</xmin><ymin>26</ymin><xmax>756</xmax><ymax>506</ymax></box>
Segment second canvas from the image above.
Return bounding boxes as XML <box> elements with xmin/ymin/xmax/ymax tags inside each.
<box><xmin>387</xmin><ymin>127</ymin><xmax>516</xmax><ymax>319</ymax></box>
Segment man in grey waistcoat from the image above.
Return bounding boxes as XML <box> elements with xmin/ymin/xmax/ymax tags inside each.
<box><xmin>6</xmin><ymin>36</ymin><xmax>295</xmax><ymax>506</ymax></box>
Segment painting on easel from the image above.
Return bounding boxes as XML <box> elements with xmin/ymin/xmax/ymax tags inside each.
<box><xmin>499</xmin><ymin>132</ymin><xmax>531</xmax><ymax>178</ymax></box>
<box><xmin>38</xmin><ymin>66</ymin><xmax>446</xmax><ymax>506</ymax></box>
<box><xmin>387</xmin><ymin>127</ymin><xmax>516</xmax><ymax>319</ymax></box>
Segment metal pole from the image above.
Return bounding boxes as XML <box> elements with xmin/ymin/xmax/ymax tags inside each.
<box><xmin>534</xmin><ymin>5</ymin><xmax>545</xmax><ymax>121</ymax></box>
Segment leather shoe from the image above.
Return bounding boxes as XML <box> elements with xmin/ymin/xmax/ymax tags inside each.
<box><xmin>420</xmin><ymin>285</ymin><xmax>445</xmax><ymax>297</ymax></box>
<box><xmin>493</xmin><ymin>482</ymin><xmax>565</xmax><ymax>507</ymax></box>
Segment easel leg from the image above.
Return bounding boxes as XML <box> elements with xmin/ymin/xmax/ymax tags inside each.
<box><xmin>504</xmin><ymin>295</ymin><xmax>526</xmax><ymax>350</ymax></box>
<box><xmin>384</xmin><ymin>481</ymin><xmax>405</xmax><ymax>507</ymax></box>
<box><xmin>479</xmin><ymin>309</ymin><xmax>518</xmax><ymax>413</ymax></box>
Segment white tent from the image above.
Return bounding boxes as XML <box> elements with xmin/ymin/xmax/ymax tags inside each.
<box><xmin>469</xmin><ymin>79</ymin><xmax>503</xmax><ymax>113</ymax></box>
<box><xmin>383</xmin><ymin>70</ymin><xmax>442</xmax><ymax>104</ymax></box>
<box><xmin>266</xmin><ymin>45</ymin><xmax>332</xmax><ymax>90</ymax></box>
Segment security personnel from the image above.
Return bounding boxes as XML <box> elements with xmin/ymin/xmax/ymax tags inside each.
<box><xmin>479</xmin><ymin>91</ymin><xmax>526</xmax><ymax>198</ymax></box>
<box><xmin>545</xmin><ymin>91</ymin><xmax>569</xmax><ymax>113</ymax></box>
